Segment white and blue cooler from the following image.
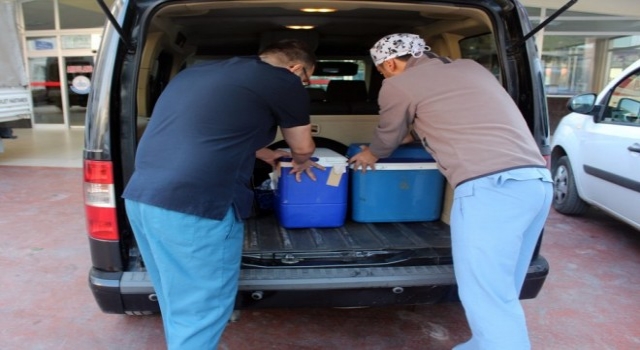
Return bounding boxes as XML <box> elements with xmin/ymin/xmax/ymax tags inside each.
<box><xmin>274</xmin><ymin>148</ymin><xmax>348</xmax><ymax>228</ymax></box>
<box><xmin>348</xmin><ymin>143</ymin><xmax>445</xmax><ymax>222</ymax></box>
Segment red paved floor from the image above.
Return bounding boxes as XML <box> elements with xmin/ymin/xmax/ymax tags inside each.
<box><xmin>1</xmin><ymin>166</ymin><xmax>638</xmax><ymax>349</ymax></box>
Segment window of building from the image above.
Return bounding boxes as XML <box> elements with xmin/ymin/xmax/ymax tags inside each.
<box><xmin>541</xmin><ymin>36</ymin><xmax>594</xmax><ymax>95</ymax></box>
<box><xmin>26</xmin><ymin>37</ymin><xmax>57</xmax><ymax>51</ymax></box>
<box><xmin>21</xmin><ymin>0</ymin><xmax>108</xmax><ymax>128</ymax></box>
<box><xmin>22</xmin><ymin>0</ymin><xmax>55</xmax><ymax>30</ymax></box>
<box><xmin>23</xmin><ymin>0</ymin><xmax>113</xmax><ymax>31</ymax></box>
<box><xmin>61</xmin><ymin>35</ymin><xmax>93</xmax><ymax>50</ymax></box>
<box><xmin>530</xmin><ymin>9</ymin><xmax>640</xmax><ymax>96</ymax></box>
<box><xmin>608</xmin><ymin>36</ymin><xmax>640</xmax><ymax>82</ymax></box>
<box><xmin>59</xmin><ymin>0</ymin><xmax>113</xmax><ymax>29</ymax></box>
<box><xmin>524</xmin><ymin>7</ymin><xmax>541</xmax><ymax>17</ymax></box>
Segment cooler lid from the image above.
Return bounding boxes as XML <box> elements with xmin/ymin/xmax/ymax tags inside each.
<box><xmin>349</xmin><ymin>162</ymin><xmax>438</xmax><ymax>171</ymax></box>
<box><xmin>347</xmin><ymin>143</ymin><xmax>435</xmax><ymax>163</ymax></box>
<box><xmin>277</xmin><ymin>148</ymin><xmax>348</xmax><ymax>167</ymax></box>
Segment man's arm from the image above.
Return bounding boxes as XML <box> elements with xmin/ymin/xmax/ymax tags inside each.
<box><xmin>348</xmin><ymin>145</ymin><xmax>379</xmax><ymax>173</ymax></box>
<box><xmin>350</xmin><ymin>84</ymin><xmax>414</xmax><ymax>172</ymax></box>
<box><xmin>256</xmin><ymin>148</ymin><xmax>290</xmax><ymax>166</ymax></box>
<box><xmin>280</xmin><ymin>124</ymin><xmax>324</xmax><ymax>182</ymax></box>
<box><xmin>280</xmin><ymin>124</ymin><xmax>315</xmax><ymax>163</ymax></box>
<box><xmin>368</xmin><ymin>84</ymin><xmax>414</xmax><ymax>158</ymax></box>
<box><xmin>349</xmin><ymin>131</ymin><xmax>414</xmax><ymax>172</ymax></box>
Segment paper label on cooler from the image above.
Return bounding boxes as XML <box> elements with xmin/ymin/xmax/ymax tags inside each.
<box><xmin>326</xmin><ymin>165</ymin><xmax>346</xmax><ymax>187</ymax></box>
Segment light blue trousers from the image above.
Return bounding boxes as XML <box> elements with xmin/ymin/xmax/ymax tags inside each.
<box><xmin>451</xmin><ymin>168</ymin><xmax>553</xmax><ymax>350</ymax></box>
<box><xmin>125</xmin><ymin>200</ymin><xmax>244</xmax><ymax>350</ymax></box>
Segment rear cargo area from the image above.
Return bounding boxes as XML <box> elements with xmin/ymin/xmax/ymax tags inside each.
<box><xmin>245</xmin><ymin>144</ymin><xmax>453</xmax><ymax>268</ymax></box>
<box><xmin>243</xmin><ymin>214</ymin><xmax>452</xmax><ymax>267</ymax></box>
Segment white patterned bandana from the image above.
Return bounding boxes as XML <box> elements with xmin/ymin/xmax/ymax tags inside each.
<box><xmin>370</xmin><ymin>33</ymin><xmax>431</xmax><ymax>65</ymax></box>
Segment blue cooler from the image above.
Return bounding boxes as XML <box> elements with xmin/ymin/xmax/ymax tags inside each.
<box><xmin>347</xmin><ymin>143</ymin><xmax>445</xmax><ymax>222</ymax></box>
<box><xmin>275</xmin><ymin>148</ymin><xmax>348</xmax><ymax>228</ymax></box>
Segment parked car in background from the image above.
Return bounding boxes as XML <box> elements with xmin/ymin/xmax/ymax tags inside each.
<box><xmin>551</xmin><ymin>59</ymin><xmax>640</xmax><ymax>230</ymax></box>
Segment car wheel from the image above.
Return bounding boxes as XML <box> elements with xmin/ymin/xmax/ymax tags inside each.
<box><xmin>552</xmin><ymin>155</ymin><xmax>589</xmax><ymax>215</ymax></box>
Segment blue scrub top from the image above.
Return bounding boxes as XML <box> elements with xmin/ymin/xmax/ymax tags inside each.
<box><xmin>123</xmin><ymin>57</ymin><xmax>310</xmax><ymax>220</ymax></box>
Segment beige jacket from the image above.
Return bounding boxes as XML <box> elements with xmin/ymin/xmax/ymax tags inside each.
<box><xmin>368</xmin><ymin>55</ymin><xmax>546</xmax><ymax>188</ymax></box>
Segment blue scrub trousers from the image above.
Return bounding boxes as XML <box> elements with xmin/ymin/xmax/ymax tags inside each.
<box><xmin>125</xmin><ymin>200</ymin><xmax>244</xmax><ymax>350</ymax></box>
<box><xmin>451</xmin><ymin>168</ymin><xmax>553</xmax><ymax>350</ymax></box>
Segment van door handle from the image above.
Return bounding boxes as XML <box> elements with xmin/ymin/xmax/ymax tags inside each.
<box><xmin>628</xmin><ymin>143</ymin><xmax>640</xmax><ymax>153</ymax></box>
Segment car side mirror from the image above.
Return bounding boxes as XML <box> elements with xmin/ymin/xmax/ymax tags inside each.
<box><xmin>567</xmin><ymin>93</ymin><xmax>597</xmax><ymax>114</ymax></box>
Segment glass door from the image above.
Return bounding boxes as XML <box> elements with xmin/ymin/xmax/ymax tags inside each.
<box><xmin>64</xmin><ymin>55</ymin><xmax>94</xmax><ymax>127</ymax></box>
<box><xmin>22</xmin><ymin>0</ymin><xmax>111</xmax><ymax>128</ymax></box>
<box><xmin>28</xmin><ymin>54</ymin><xmax>94</xmax><ymax>127</ymax></box>
<box><xmin>29</xmin><ymin>56</ymin><xmax>65</xmax><ymax>125</ymax></box>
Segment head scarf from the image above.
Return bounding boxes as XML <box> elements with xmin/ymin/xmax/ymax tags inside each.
<box><xmin>370</xmin><ymin>33</ymin><xmax>431</xmax><ymax>65</ymax></box>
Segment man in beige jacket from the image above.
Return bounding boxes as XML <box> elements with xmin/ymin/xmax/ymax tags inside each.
<box><xmin>349</xmin><ymin>33</ymin><xmax>553</xmax><ymax>350</ymax></box>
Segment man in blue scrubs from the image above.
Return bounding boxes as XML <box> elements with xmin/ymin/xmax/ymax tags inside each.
<box><xmin>123</xmin><ymin>40</ymin><xmax>320</xmax><ymax>349</ymax></box>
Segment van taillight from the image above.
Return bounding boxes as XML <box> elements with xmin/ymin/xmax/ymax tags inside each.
<box><xmin>84</xmin><ymin>160</ymin><xmax>119</xmax><ymax>241</ymax></box>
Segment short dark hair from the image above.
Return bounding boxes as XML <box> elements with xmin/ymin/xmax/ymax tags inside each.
<box><xmin>259</xmin><ymin>39</ymin><xmax>316</xmax><ymax>67</ymax></box>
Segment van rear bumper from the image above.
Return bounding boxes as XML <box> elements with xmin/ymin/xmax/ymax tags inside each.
<box><xmin>89</xmin><ymin>256</ymin><xmax>549</xmax><ymax>313</ymax></box>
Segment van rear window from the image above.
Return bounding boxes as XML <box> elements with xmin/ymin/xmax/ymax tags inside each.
<box><xmin>460</xmin><ymin>34</ymin><xmax>501</xmax><ymax>81</ymax></box>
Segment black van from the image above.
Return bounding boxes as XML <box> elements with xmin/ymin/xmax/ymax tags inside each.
<box><xmin>86</xmin><ymin>0</ymin><xmax>571</xmax><ymax>315</ymax></box>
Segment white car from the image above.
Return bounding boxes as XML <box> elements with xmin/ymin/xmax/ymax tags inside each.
<box><xmin>551</xmin><ymin>59</ymin><xmax>640</xmax><ymax>230</ymax></box>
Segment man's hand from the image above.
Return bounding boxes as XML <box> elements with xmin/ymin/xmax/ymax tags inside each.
<box><xmin>279</xmin><ymin>124</ymin><xmax>320</xmax><ymax>181</ymax></box>
<box><xmin>289</xmin><ymin>159</ymin><xmax>325</xmax><ymax>182</ymax></box>
<box><xmin>256</xmin><ymin>148</ymin><xmax>290</xmax><ymax>167</ymax></box>
<box><xmin>348</xmin><ymin>146</ymin><xmax>379</xmax><ymax>172</ymax></box>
